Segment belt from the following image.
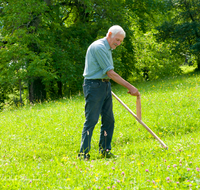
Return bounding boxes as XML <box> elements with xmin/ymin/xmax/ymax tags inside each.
<box><xmin>85</xmin><ymin>79</ymin><xmax>110</xmax><ymax>82</ymax></box>
<box><xmin>100</xmin><ymin>79</ymin><xmax>110</xmax><ymax>82</ymax></box>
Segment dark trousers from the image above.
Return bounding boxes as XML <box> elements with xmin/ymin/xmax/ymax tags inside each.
<box><xmin>79</xmin><ymin>79</ymin><xmax>115</xmax><ymax>154</ymax></box>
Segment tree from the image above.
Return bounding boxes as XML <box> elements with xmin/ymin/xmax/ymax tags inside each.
<box><xmin>0</xmin><ymin>0</ymin><xmax>141</xmax><ymax>105</ymax></box>
<box><xmin>134</xmin><ymin>30</ymin><xmax>182</xmax><ymax>81</ymax></box>
<box><xmin>155</xmin><ymin>0</ymin><xmax>200</xmax><ymax>70</ymax></box>
<box><xmin>1</xmin><ymin>0</ymin><xmax>184</xmax><ymax>107</ymax></box>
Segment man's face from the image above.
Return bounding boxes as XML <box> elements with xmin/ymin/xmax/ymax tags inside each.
<box><xmin>107</xmin><ymin>32</ymin><xmax>124</xmax><ymax>50</ymax></box>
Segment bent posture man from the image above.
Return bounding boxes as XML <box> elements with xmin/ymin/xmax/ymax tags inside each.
<box><xmin>79</xmin><ymin>25</ymin><xmax>140</xmax><ymax>160</ymax></box>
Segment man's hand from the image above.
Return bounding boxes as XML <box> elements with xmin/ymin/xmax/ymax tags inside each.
<box><xmin>127</xmin><ymin>85</ymin><xmax>140</xmax><ymax>96</ymax></box>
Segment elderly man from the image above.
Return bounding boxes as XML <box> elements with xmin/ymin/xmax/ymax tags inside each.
<box><xmin>79</xmin><ymin>25</ymin><xmax>140</xmax><ymax>160</ymax></box>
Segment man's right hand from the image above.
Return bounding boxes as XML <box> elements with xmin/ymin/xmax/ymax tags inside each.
<box><xmin>127</xmin><ymin>85</ymin><xmax>140</xmax><ymax>96</ymax></box>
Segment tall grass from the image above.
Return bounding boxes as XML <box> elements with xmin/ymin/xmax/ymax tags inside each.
<box><xmin>0</xmin><ymin>70</ymin><xmax>199</xmax><ymax>189</ymax></box>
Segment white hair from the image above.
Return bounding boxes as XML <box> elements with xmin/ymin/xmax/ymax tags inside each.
<box><xmin>106</xmin><ymin>25</ymin><xmax>126</xmax><ymax>38</ymax></box>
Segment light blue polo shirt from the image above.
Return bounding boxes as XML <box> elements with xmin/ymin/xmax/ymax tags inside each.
<box><xmin>83</xmin><ymin>37</ymin><xmax>114</xmax><ymax>79</ymax></box>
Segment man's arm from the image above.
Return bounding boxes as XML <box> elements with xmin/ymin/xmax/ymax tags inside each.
<box><xmin>107</xmin><ymin>70</ymin><xmax>140</xmax><ymax>96</ymax></box>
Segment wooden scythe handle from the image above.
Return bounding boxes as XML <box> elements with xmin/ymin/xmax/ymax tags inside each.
<box><xmin>136</xmin><ymin>95</ymin><xmax>141</xmax><ymax>120</ymax></box>
<box><xmin>111</xmin><ymin>91</ymin><xmax>168</xmax><ymax>149</ymax></box>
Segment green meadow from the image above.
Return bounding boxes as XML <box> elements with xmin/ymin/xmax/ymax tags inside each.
<box><xmin>0</xmin><ymin>69</ymin><xmax>200</xmax><ymax>189</ymax></box>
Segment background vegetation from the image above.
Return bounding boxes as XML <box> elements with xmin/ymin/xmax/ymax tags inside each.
<box><xmin>0</xmin><ymin>0</ymin><xmax>199</xmax><ymax>109</ymax></box>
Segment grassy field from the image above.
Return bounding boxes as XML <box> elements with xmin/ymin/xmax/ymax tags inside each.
<box><xmin>0</xmin><ymin>70</ymin><xmax>200</xmax><ymax>189</ymax></box>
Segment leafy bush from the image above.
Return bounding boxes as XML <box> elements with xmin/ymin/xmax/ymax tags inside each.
<box><xmin>134</xmin><ymin>31</ymin><xmax>182</xmax><ymax>81</ymax></box>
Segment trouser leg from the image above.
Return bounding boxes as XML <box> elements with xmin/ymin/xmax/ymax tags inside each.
<box><xmin>79</xmin><ymin>105</ymin><xmax>100</xmax><ymax>154</ymax></box>
<box><xmin>99</xmin><ymin>82</ymin><xmax>115</xmax><ymax>151</ymax></box>
<box><xmin>79</xmin><ymin>79</ymin><xmax>107</xmax><ymax>154</ymax></box>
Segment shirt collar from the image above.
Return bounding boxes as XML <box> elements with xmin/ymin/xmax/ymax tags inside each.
<box><xmin>103</xmin><ymin>37</ymin><xmax>112</xmax><ymax>51</ymax></box>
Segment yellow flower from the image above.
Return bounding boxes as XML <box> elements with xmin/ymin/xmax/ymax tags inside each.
<box><xmin>153</xmin><ymin>186</ymin><xmax>157</xmax><ymax>188</ymax></box>
<box><xmin>156</xmin><ymin>179</ymin><xmax>160</xmax><ymax>182</ymax></box>
<box><xmin>66</xmin><ymin>178</ymin><xmax>70</xmax><ymax>181</ymax></box>
<box><xmin>61</xmin><ymin>157</ymin><xmax>68</xmax><ymax>162</ymax></box>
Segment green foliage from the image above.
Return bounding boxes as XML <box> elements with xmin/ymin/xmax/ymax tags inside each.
<box><xmin>0</xmin><ymin>0</ymin><xmax>140</xmax><ymax>104</ymax></box>
<box><xmin>155</xmin><ymin>0</ymin><xmax>200</xmax><ymax>70</ymax></box>
<box><xmin>133</xmin><ymin>31</ymin><xmax>182</xmax><ymax>81</ymax></box>
<box><xmin>0</xmin><ymin>87</ymin><xmax>6</xmax><ymax>110</ymax></box>
<box><xmin>1</xmin><ymin>0</ymin><xmax>197</xmax><ymax>106</ymax></box>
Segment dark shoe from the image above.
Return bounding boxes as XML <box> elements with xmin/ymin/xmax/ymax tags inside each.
<box><xmin>78</xmin><ymin>153</ymin><xmax>90</xmax><ymax>161</ymax></box>
<box><xmin>100</xmin><ymin>150</ymin><xmax>116</xmax><ymax>158</ymax></box>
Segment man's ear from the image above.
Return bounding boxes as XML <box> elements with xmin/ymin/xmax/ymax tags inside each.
<box><xmin>108</xmin><ymin>32</ymin><xmax>113</xmax><ymax>38</ymax></box>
